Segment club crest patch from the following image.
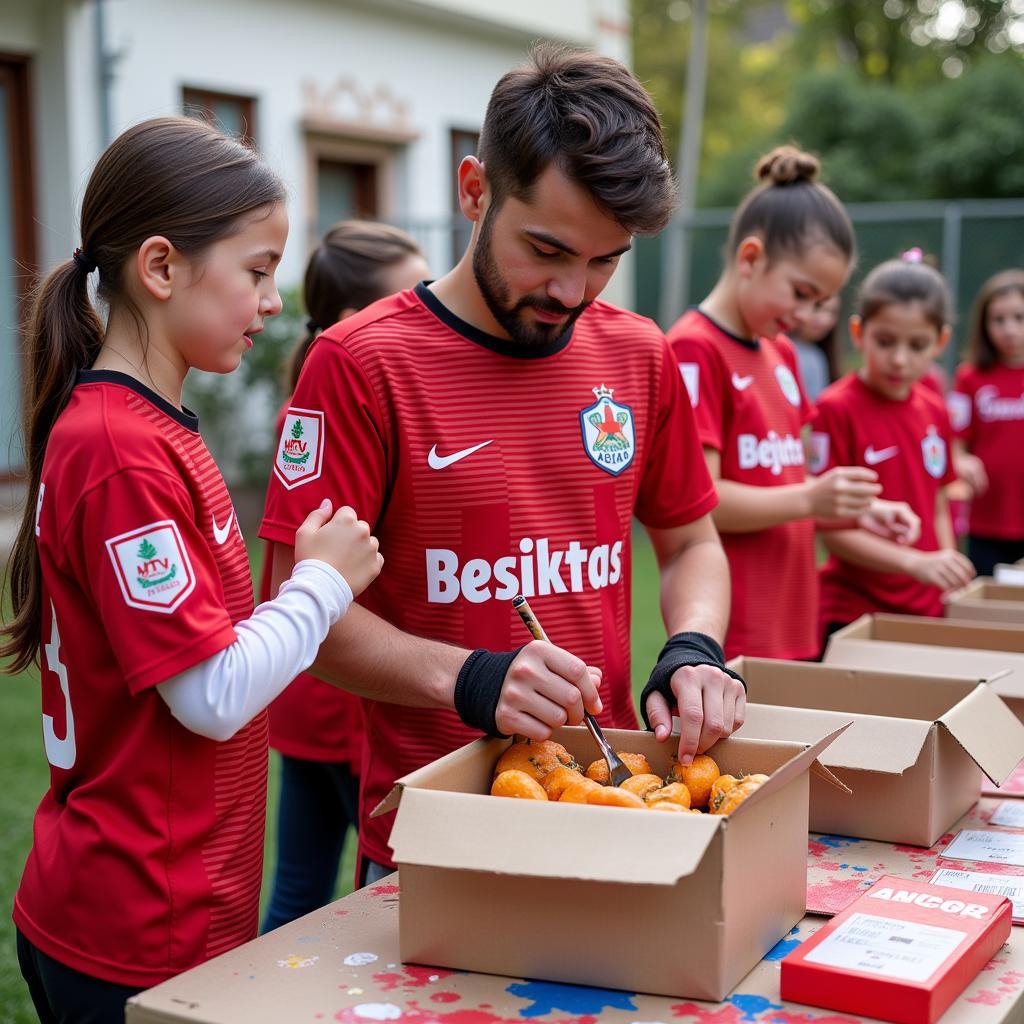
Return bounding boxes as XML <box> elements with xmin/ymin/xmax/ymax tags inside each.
<box><xmin>273</xmin><ymin>407</ymin><xmax>325</xmax><ymax>489</ymax></box>
<box><xmin>678</xmin><ymin>362</ymin><xmax>700</xmax><ymax>407</ymax></box>
<box><xmin>775</xmin><ymin>364</ymin><xmax>802</xmax><ymax>407</ymax></box>
<box><xmin>106</xmin><ymin>520</ymin><xmax>196</xmax><ymax>613</ymax></box>
<box><xmin>921</xmin><ymin>426</ymin><xmax>947</xmax><ymax>479</ymax></box>
<box><xmin>580</xmin><ymin>385</ymin><xmax>636</xmax><ymax>476</ymax></box>
<box><xmin>807</xmin><ymin>431</ymin><xmax>830</xmax><ymax>475</ymax></box>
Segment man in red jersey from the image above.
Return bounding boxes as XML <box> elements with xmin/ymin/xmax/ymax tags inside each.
<box><xmin>261</xmin><ymin>44</ymin><xmax>745</xmax><ymax>883</ymax></box>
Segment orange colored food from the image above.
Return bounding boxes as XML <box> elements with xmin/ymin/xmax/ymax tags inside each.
<box><xmin>559</xmin><ymin>778</ymin><xmax>603</xmax><ymax>803</ymax></box>
<box><xmin>541</xmin><ymin>765</ymin><xmax>584</xmax><ymax>800</ymax></box>
<box><xmin>587</xmin><ymin>787</ymin><xmax>647</xmax><ymax>809</ymax></box>
<box><xmin>495</xmin><ymin>739</ymin><xmax>579</xmax><ymax>782</ymax></box>
<box><xmin>585</xmin><ymin>751</ymin><xmax>652</xmax><ymax>783</ymax></box>
<box><xmin>491</xmin><ymin>770</ymin><xmax>548</xmax><ymax>800</ymax></box>
<box><xmin>645</xmin><ymin>782</ymin><xmax>692</xmax><ymax>810</ymax></box>
<box><xmin>665</xmin><ymin>754</ymin><xmax>720</xmax><ymax>810</ymax></box>
<box><xmin>619</xmin><ymin>773</ymin><xmax>664</xmax><ymax>800</ymax></box>
<box><xmin>710</xmin><ymin>778</ymin><xmax>762</xmax><ymax>815</ymax></box>
<box><xmin>708</xmin><ymin>774</ymin><xmax>739</xmax><ymax>813</ymax></box>
<box><xmin>648</xmin><ymin>800</ymin><xmax>686</xmax><ymax>813</ymax></box>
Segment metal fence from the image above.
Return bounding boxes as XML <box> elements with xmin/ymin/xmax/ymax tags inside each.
<box><xmin>638</xmin><ymin>197</ymin><xmax>1024</xmax><ymax>370</ymax></box>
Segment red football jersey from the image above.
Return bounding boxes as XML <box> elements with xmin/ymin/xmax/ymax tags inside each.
<box><xmin>14</xmin><ymin>371</ymin><xmax>266</xmax><ymax>987</ymax></box>
<box><xmin>811</xmin><ymin>373</ymin><xmax>957</xmax><ymax>624</ymax></box>
<box><xmin>949</xmin><ymin>363</ymin><xmax>1024</xmax><ymax>541</ymax></box>
<box><xmin>262</xmin><ymin>401</ymin><xmax>362</xmax><ymax>765</ymax></box>
<box><xmin>668</xmin><ymin>308</ymin><xmax>817</xmax><ymax>660</ymax></box>
<box><xmin>260</xmin><ymin>283</ymin><xmax>716</xmax><ymax>867</ymax></box>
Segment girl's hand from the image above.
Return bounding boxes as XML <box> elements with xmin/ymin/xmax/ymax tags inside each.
<box><xmin>858</xmin><ymin>499</ymin><xmax>921</xmax><ymax>546</ymax></box>
<box><xmin>294</xmin><ymin>499</ymin><xmax>383</xmax><ymax>596</ymax></box>
<box><xmin>907</xmin><ymin>548</ymin><xmax>976</xmax><ymax>593</ymax></box>
<box><xmin>806</xmin><ymin>466</ymin><xmax>881</xmax><ymax>520</ymax></box>
<box><xmin>954</xmin><ymin>451</ymin><xmax>989</xmax><ymax>497</ymax></box>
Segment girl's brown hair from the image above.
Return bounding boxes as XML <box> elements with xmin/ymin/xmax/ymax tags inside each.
<box><xmin>288</xmin><ymin>221</ymin><xmax>423</xmax><ymax>390</ymax></box>
<box><xmin>966</xmin><ymin>269</ymin><xmax>1024</xmax><ymax>372</ymax></box>
<box><xmin>2</xmin><ymin>115</ymin><xmax>285</xmax><ymax>673</ymax></box>
<box><xmin>857</xmin><ymin>256</ymin><xmax>951</xmax><ymax>332</ymax></box>
<box><xmin>727</xmin><ymin>145</ymin><xmax>855</xmax><ymax>266</ymax></box>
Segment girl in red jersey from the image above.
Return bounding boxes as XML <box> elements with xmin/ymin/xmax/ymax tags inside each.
<box><xmin>668</xmin><ymin>146</ymin><xmax>916</xmax><ymax>661</ymax></box>
<box><xmin>261</xmin><ymin>222</ymin><xmax>427</xmax><ymax>931</ymax></box>
<box><xmin>0</xmin><ymin>118</ymin><xmax>382</xmax><ymax>1024</ymax></box>
<box><xmin>812</xmin><ymin>254</ymin><xmax>976</xmax><ymax>650</ymax></box>
<box><xmin>947</xmin><ymin>269</ymin><xmax>1024</xmax><ymax>575</ymax></box>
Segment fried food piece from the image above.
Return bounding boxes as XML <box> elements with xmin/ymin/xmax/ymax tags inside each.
<box><xmin>541</xmin><ymin>765</ymin><xmax>584</xmax><ymax>801</ymax></box>
<box><xmin>491</xmin><ymin>770</ymin><xmax>548</xmax><ymax>800</ymax></box>
<box><xmin>559</xmin><ymin>778</ymin><xmax>603</xmax><ymax>803</ymax></box>
<box><xmin>619</xmin><ymin>773</ymin><xmax>664</xmax><ymax>800</ymax></box>
<box><xmin>587</xmin><ymin>787</ymin><xmax>647</xmax><ymax>809</ymax></box>
<box><xmin>645</xmin><ymin>782</ymin><xmax>692</xmax><ymax>809</ymax></box>
<box><xmin>585</xmin><ymin>751</ymin><xmax>652</xmax><ymax>783</ymax></box>
<box><xmin>665</xmin><ymin>753</ymin><xmax>720</xmax><ymax>810</ymax></box>
<box><xmin>494</xmin><ymin>739</ymin><xmax>579</xmax><ymax>782</ymax></box>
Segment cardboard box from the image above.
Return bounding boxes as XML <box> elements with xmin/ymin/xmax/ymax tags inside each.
<box><xmin>781</xmin><ymin>874</ymin><xmax>1012</xmax><ymax>1024</ymax></box>
<box><xmin>729</xmin><ymin>658</ymin><xmax>1024</xmax><ymax>847</ymax></box>
<box><xmin>374</xmin><ymin>725</ymin><xmax>846</xmax><ymax>1002</ymax></box>
<box><xmin>825</xmin><ymin>614</ymin><xmax>1024</xmax><ymax>722</ymax></box>
<box><xmin>947</xmin><ymin>578</ymin><xmax>1024</xmax><ymax>624</ymax></box>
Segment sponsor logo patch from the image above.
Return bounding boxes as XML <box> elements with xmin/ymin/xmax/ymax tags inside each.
<box><xmin>921</xmin><ymin>426</ymin><xmax>948</xmax><ymax>479</ymax></box>
<box><xmin>580</xmin><ymin>385</ymin><xmax>636</xmax><ymax>476</ymax></box>
<box><xmin>273</xmin><ymin>408</ymin><xmax>325</xmax><ymax>489</ymax></box>
<box><xmin>807</xmin><ymin>431</ymin><xmax>830</xmax><ymax>475</ymax></box>
<box><xmin>946</xmin><ymin>391</ymin><xmax>972</xmax><ymax>432</ymax></box>
<box><xmin>775</xmin><ymin>364</ymin><xmax>802</xmax><ymax>407</ymax></box>
<box><xmin>105</xmin><ymin>520</ymin><xmax>196</xmax><ymax>613</ymax></box>
<box><xmin>678</xmin><ymin>363</ymin><xmax>700</xmax><ymax>407</ymax></box>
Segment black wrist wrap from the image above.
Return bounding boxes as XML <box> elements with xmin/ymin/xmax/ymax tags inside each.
<box><xmin>453</xmin><ymin>648</ymin><xmax>520</xmax><ymax>737</ymax></box>
<box><xmin>639</xmin><ymin>631</ymin><xmax>747</xmax><ymax>729</ymax></box>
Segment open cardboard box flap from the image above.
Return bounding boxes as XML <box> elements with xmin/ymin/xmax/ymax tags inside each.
<box><xmin>938</xmin><ymin>682</ymin><xmax>1024</xmax><ymax>785</ymax></box>
<box><xmin>380</xmin><ymin>724</ymin><xmax>849</xmax><ymax>885</ymax></box>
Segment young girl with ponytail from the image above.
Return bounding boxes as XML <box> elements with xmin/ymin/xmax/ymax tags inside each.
<box><xmin>1</xmin><ymin>117</ymin><xmax>381</xmax><ymax>1022</ymax></box>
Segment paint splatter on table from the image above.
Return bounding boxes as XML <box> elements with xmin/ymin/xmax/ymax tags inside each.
<box><xmin>128</xmin><ymin>866</ymin><xmax>1024</xmax><ymax>1024</ymax></box>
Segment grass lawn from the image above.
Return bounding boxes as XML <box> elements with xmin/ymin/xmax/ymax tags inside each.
<box><xmin>0</xmin><ymin>527</ymin><xmax>665</xmax><ymax>1018</ymax></box>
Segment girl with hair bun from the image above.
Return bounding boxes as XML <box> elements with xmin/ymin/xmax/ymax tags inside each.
<box><xmin>811</xmin><ymin>253</ymin><xmax>975</xmax><ymax>651</ymax></box>
<box><xmin>947</xmin><ymin>269</ymin><xmax>1024</xmax><ymax>575</ymax></box>
<box><xmin>0</xmin><ymin>117</ymin><xmax>381</xmax><ymax>1020</ymax></box>
<box><xmin>668</xmin><ymin>146</ymin><xmax>916</xmax><ymax>661</ymax></box>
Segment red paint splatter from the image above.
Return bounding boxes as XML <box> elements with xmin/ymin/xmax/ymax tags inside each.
<box><xmin>334</xmin><ymin>1007</ymin><xmax>595</xmax><ymax>1024</ymax></box>
<box><xmin>669</xmin><ymin>1005</ymin><xmax>743</xmax><ymax>1023</ymax></box>
<box><xmin>370</xmin><ymin>884</ymin><xmax>401</xmax><ymax>896</ymax></box>
<box><xmin>767</xmin><ymin>1014</ymin><xmax>862</xmax><ymax>1023</ymax></box>
<box><xmin>372</xmin><ymin>966</ymin><xmax>457</xmax><ymax>991</ymax></box>
<box><xmin>968</xmin><ymin>989</ymin><xmax>1004</xmax><ymax>1006</ymax></box>
<box><xmin>334</xmin><ymin>910</ymin><xmax>350</xmax><ymax>916</ymax></box>
<box><xmin>430</xmin><ymin>993</ymin><xmax>461</xmax><ymax>1003</ymax></box>
<box><xmin>805</xmin><ymin>876</ymin><xmax>874</xmax><ymax>916</ymax></box>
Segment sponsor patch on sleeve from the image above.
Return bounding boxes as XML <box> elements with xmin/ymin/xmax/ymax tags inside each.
<box><xmin>807</xmin><ymin>431</ymin><xmax>830</xmax><ymax>475</ymax></box>
<box><xmin>273</xmin><ymin>407</ymin><xmax>326</xmax><ymax>489</ymax></box>
<box><xmin>678</xmin><ymin>363</ymin><xmax>700</xmax><ymax>407</ymax></box>
<box><xmin>946</xmin><ymin>391</ymin><xmax>971</xmax><ymax>433</ymax></box>
<box><xmin>105</xmin><ymin>520</ymin><xmax>196</xmax><ymax>613</ymax></box>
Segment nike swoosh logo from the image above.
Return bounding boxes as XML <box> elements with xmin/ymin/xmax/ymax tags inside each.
<box><xmin>212</xmin><ymin>510</ymin><xmax>235</xmax><ymax>545</ymax></box>
<box><xmin>864</xmin><ymin>445</ymin><xmax>899</xmax><ymax>466</ymax></box>
<box><xmin>427</xmin><ymin>440</ymin><xmax>493</xmax><ymax>470</ymax></box>
<box><xmin>732</xmin><ymin>373</ymin><xmax>754</xmax><ymax>391</ymax></box>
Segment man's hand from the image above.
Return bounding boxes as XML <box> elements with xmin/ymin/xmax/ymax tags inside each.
<box><xmin>645</xmin><ymin>665</ymin><xmax>746</xmax><ymax>765</ymax></box>
<box><xmin>858</xmin><ymin>499</ymin><xmax>921</xmax><ymax>546</ymax></box>
<box><xmin>493</xmin><ymin>642</ymin><xmax>603</xmax><ymax>740</ymax></box>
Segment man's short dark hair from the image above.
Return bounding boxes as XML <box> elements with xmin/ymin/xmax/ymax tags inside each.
<box><xmin>478</xmin><ymin>43</ymin><xmax>677</xmax><ymax>235</ymax></box>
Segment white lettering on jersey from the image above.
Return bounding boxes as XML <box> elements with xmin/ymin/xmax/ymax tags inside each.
<box><xmin>946</xmin><ymin>391</ymin><xmax>971</xmax><ymax>432</ymax></box>
<box><xmin>34</xmin><ymin>482</ymin><xmax>45</xmax><ymax>537</ymax></box>
<box><xmin>737</xmin><ymin>431</ymin><xmax>805</xmax><ymax>476</ymax></box>
<box><xmin>678</xmin><ymin>363</ymin><xmax>699</xmax><ymax>407</ymax></box>
<box><xmin>105</xmin><ymin>520</ymin><xmax>196</xmax><ymax>613</ymax></box>
<box><xmin>976</xmin><ymin>385</ymin><xmax>1024</xmax><ymax>423</ymax></box>
<box><xmin>866</xmin><ymin>887</ymin><xmax>989</xmax><ymax>919</ymax></box>
<box><xmin>426</xmin><ymin>537</ymin><xmax>624</xmax><ymax>604</ymax></box>
<box><xmin>43</xmin><ymin>602</ymin><xmax>76</xmax><ymax>770</ymax></box>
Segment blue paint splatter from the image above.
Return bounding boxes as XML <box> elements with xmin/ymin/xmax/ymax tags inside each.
<box><xmin>852</xmin><ymin>865</ymin><xmax>870</xmax><ymax>872</ymax></box>
<box><xmin>727</xmin><ymin>993</ymin><xmax>783</xmax><ymax>1021</ymax></box>
<box><xmin>506</xmin><ymin>980</ymin><xmax>637</xmax><ymax>1017</ymax></box>
<box><xmin>764</xmin><ymin>936</ymin><xmax>802</xmax><ymax>961</ymax></box>
<box><xmin>815</xmin><ymin>834</ymin><xmax>864</xmax><ymax>849</ymax></box>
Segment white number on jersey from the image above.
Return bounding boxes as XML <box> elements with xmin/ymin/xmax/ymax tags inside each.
<box><xmin>43</xmin><ymin>602</ymin><xmax>76</xmax><ymax>770</ymax></box>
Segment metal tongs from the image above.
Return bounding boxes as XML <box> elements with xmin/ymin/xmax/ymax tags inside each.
<box><xmin>512</xmin><ymin>595</ymin><xmax>632</xmax><ymax>787</ymax></box>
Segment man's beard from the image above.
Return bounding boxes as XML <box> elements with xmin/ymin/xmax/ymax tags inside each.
<box><xmin>471</xmin><ymin>206</ymin><xmax>589</xmax><ymax>347</ymax></box>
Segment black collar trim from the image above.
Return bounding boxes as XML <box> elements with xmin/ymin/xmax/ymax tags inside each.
<box><xmin>78</xmin><ymin>370</ymin><xmax>200</xmax><ymax>432</ymax></box>
<box><xmin>414</xmin><ymin>281</ymin><xmax>573</xmax><ymax>359</ymax></box>
<box><xmin>691</xmin><ymin>306</ymin><xmax>760</xmax><ymax>351</ymax></box>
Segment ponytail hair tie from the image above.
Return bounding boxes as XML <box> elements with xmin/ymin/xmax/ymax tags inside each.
<box><xmin>72</xmin><ymin>248</ymin><xmax>97</xmax><ymax>273</ymax></box>
<box><xmin>306</xmin><ymin>317</ymin><xmax>320</xmax><ymax>335</ymax></box>
<box><xmin>901</xmin><ymin>247</ymin><xmax>924</xmax><ymax>264</ymax></box>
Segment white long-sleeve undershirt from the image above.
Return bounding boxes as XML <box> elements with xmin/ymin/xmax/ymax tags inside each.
<box><xmin>156</xmin><ymin>559</ymin><xmax>351</xmax><ymax>742</ymax></box>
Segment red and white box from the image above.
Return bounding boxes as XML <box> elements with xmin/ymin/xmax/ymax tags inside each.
<box><xmin>781</xmin><ymin>874</ymin><xmax>1011</xmax><ymax>1023</ymax></box>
